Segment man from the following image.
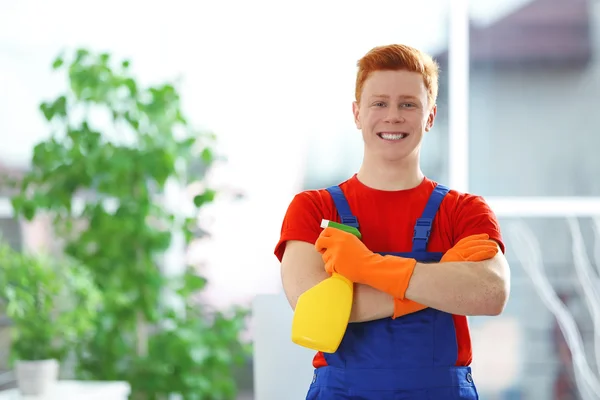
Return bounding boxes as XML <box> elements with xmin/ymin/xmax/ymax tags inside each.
<box><xmin>274</xmin><ymin>44</ymin><xmax>510</xmax><ymax>399</ymax></box>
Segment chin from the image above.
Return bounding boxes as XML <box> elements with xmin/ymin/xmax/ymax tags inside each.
<box><xmin>364</xmin><ymin>139</ymin><xmax>420</xmax><ymax>163</ymax></box>
<box><xmin>379</xmin><ymin>146</ymin><xmax>419</xmax><ymax>164</ymax></box>
<box><xmin>381</xmin><ymin>153</ymin><xmax>413</xmax><ymax>164</ymax></box>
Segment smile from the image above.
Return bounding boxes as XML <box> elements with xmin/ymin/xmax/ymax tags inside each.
<box><xmin>377</xmin><ymin>132</ymin><xmax>408</xmax><ymax>140</ymax></box>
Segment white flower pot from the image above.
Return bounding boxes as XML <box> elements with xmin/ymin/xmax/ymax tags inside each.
<box><xmin>15</xmin><ymin>359</ymin><xmax>60</xmax><ymax>396</ymax></box>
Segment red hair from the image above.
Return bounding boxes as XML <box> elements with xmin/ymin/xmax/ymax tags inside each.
<box><xmin>355</xmin><ymin>44</ymin><xmax>439</xmax><ymax>107</ymax></box>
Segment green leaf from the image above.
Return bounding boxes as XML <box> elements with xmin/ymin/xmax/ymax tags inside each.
<box><xmin>53</xmin><ymin>96</ymin><xmax>68</xmax><ymax>118</ymax></box>
<box><xmin>21</xmin><ymin>201</ymin><xmax>36</xmax><ymax>221</ymax></box>
<box><xmin>185</xmin><ymin>274</ymin><xmax>206</xmax><ymax>291</ymax></box>
<box><xmin>123</xmin><ymin>78</ymin><xmax>137</xmax><ymax>95</ymax></box>
<box><xmin>52</xmin><ymin>56</ymin><xmax>64</xmax><ymax>70</ymax></box>
<box><xmin>201</xmin><ymin>148</ymin><xmax>214</xmax><ymax>164</ymax></box>
<box><xmin>176</xmin><ymin>273</ymin><xmax>207</xmax><ymax>297</ymax></box>
<box><xmin>39</xmin><ymin>102</ymin><xmax>53</xmax><ymax>121</ymax></box>
<box><xmin>99</xmin><ymin>53</ymin><xmax>110</xmax><ymax>65</ymax></box>
<box><xmin>193</xmin><ymin>189</ymin><xmax>216</xmax><ymax>207</ymax></box>
<box><xmin>74</xmin><ymin>48</ymin><xmax>89</xmax><ymax>62</ymax></box>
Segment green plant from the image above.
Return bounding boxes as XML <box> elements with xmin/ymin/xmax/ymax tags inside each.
<box><xmin>0</xmin><ymin>242</ymin><xmax>100</xmax><ymax>364</ymax></box>
<box><xmin>11</xmin><ymin>49</ymin><xmax>249</xmax><ymax>399</ymax></box>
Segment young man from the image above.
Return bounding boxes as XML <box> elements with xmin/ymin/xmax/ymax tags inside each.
<box><xmin>274</xmin><ymin>44</ymin><xmax>510</xmax><ymax>399</ymax></box>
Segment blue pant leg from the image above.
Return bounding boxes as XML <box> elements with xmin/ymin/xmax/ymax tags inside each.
<box><xmin>306</xmin><ymin>385</ymin><xmax>350</xmax><ymax>400</ymax></box>
<box><xmin>426</xmin><ymin>385</ymin><xmax>480</xmax><ymax>399</ymax></box>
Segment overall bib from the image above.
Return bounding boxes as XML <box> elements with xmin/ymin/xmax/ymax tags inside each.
<box><xmin>306</xmin><ymin>184</ymin><xmax>479</xmax><ymax>400</ymax></box>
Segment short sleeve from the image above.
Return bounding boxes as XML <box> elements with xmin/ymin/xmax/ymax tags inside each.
<box><xmin>452</xmin><ymin>195</ymin><xmax>505</xmax><ymax>253</ymax></box>
<box><xmin>273</xmin><ymin>191</ymin><xmax>327</xmax><ymax>262</ymax></box>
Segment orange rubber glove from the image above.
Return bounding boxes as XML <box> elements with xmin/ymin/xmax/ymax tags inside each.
<box><xmin>441</xmin><ymin>233</ymin><xmax>499</xmax><ymax>263</ymax></box>
<box><xmin>392</xmin><ymin>234</ymin><xmax>500</xmax><ymax>318</ymax></box>
<box><xmin>316</xmin><ymin>227</ymin><xmax>417</xmax><ymax>300</ymax></box>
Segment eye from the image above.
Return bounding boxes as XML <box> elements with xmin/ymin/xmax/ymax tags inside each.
<box><xmin>401</xmin><ymin>103</ymin><xmax>415</xmax><ymax>108</ymax></box>
<box><xmin>372</xmin><ymin>101</ymin><xmax>386</xmax><ymax>107</ymax></box>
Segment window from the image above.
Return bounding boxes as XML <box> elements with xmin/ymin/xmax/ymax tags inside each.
<box><xmin>450</xmin><ymin>1</ymin><xmax>600</xmax><ymax>399</ymax></box>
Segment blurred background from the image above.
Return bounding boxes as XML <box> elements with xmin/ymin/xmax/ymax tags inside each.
<box><xmin>1</xmin><ymin>0</ymin><xmax>600</xmax><ymax>399</ymax></box>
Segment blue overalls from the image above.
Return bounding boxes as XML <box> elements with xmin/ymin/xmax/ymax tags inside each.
<box><xmin>306</xmin><ymin>184</ymin><xmax>479</xmax><ymax>400</ymax></box>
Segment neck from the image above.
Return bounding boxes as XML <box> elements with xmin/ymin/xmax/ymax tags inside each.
<box><xmin>357</xmin><ymin>153</ymin><xmax>424</xmax><ymax>191</ymax></box>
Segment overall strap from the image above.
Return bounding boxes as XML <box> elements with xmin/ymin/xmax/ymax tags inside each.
<box><xmin>325</xmin><ymin>186</ymin><xmax>359</xmax><ymax>229</ymax></box>
<box><xmin>412</xmin><ymin>184</ymin><xmax>450</xmax><ymax>252</ymax></box>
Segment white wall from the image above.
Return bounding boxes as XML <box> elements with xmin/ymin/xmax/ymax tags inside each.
<box><xmin>252</xmin><ymin>293</ymin><xmax>315</xmax><ymax>400</ymax></box>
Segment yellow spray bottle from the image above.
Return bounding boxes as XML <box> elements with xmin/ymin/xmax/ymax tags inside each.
<box><xmin>290</xmin><ymin>219</ymin><xmax>361</xmax><ymax>353</ymax></box>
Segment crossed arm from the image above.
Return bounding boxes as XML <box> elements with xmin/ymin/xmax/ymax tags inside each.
<box><xmin>405</xmin><ymin>244</ymin><xmax>510</xmax><ymax>316</ymax></box>
<box><xmin>281</xmin><ymin>240</ymin><xmax>510</xmax><ymax>322</ymax></box>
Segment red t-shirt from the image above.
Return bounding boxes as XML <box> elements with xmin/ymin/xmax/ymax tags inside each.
<box><xmin>274</xmin><ymin>174</ymin><xmax>505</xmax><ymax>369</ymax></box>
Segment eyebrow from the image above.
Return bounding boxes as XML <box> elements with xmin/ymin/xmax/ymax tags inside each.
<box><xmin>370</xmin><ymin>94</ymin><xmax>419</xmax><ymax>101</ymax></box>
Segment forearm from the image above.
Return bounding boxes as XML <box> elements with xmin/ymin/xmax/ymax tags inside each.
<box><xmin>404</xmin><ymin>254</ymin><xmax>510</xmax><ymax>316</ymax></box>
<box><xmin>286</xmin><ymin>273</ymin><xmax>394</xmax><ymax>323</ymax></box>
<box><xmin>281</xmin><ymin>242</ymin><xmax>394</xmax><ymax>323</ymax></box>
<box><xmin>349</xmin><ymin>284</ymin><xmax>394</xmax><ymax>323</ymax></box>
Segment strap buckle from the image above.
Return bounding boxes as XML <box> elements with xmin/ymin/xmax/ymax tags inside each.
<box><xmin>413</xmin><ymin>218</ymin><xmax>432</xmax><ymax>241</ymax></box>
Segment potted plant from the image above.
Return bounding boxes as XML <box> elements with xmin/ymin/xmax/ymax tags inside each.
<box><xmin>0</xmin><ymin>241</ymin><xmax>101</xmax><ymax>396</ymax></box>
<box><xmin>10</xmin><ymin>48</ymin><xmax>250</xmax><ymax>399</ymax></box>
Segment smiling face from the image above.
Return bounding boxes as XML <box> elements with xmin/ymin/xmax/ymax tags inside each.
<box><xmin>352</xmin><ymin>69</ymin><xmax>437</xmax><ymax>164</ymax></box>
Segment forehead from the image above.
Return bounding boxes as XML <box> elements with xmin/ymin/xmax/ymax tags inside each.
<box><xmin>362</xmin><ymin>70</ymin><xmax>427</xmax><ymax>100</ymax></box>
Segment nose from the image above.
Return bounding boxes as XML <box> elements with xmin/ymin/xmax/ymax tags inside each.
<box><xmin>384</xmin><ymin>106</ymin><xmax>405</xmax><ymax>123</ymax></box>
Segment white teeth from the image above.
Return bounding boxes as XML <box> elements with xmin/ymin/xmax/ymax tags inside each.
<box><xmin>379</xmin><ymin>133</ymin><xmax>407</xmax><ymax>140</ymax></box>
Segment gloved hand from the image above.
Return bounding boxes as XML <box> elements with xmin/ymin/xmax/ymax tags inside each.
<box><xmin>316</xmin><ymin>227</ymin><xmax>417</xmax><ymax>300</ymax></box>
<box><xmin>441</xmin><ymin>233</ymin><xmax>499</xmax><ymax>262</ymax></box>
<box><xmin>392</xmin><ymin>233</ymin><xmax>499</xmax><ymax>318</ymax></box>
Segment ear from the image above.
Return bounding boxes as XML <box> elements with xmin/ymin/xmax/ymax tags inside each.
<box><xmin>352</xmin><ymin>101</ymin><xmax>362</xmax><ymax>129</ymax></box>
<box><xmin>425</xmin><ymin>104</ymin><xmax>437</xmax><ymax>132</ymax></box>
